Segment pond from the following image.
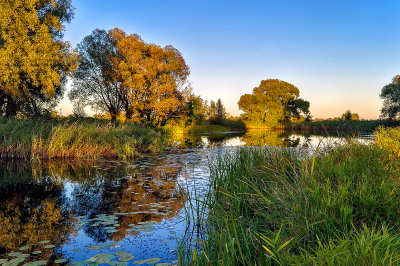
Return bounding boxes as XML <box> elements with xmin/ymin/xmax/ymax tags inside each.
<box><xmin>0</xmin><ymin>130</ymin><xmax>371</xmax><ymax>265</ymax></box>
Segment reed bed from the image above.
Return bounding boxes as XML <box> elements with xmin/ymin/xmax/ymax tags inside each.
<box><xmin>0</xmin><ymin>118</ymin><xmax>165</xmax><ymax>160</ymax></box>
<box><xmin>180</xmin><ymin>136</ymin><xmax>400</xmax><ymax>265</ymax></box>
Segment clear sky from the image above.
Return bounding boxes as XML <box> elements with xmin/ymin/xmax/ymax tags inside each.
<box><xmin>60</xmin><ymin>0</ymin><xmax>400</xmax><ymax>119</ymax></box>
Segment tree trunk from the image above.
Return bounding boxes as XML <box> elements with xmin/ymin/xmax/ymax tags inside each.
<box><xmin>125</xmin><ymin>107</ymin><xmax>133</xmax><ymax>120</ymax></box>
<box><xmin>110</xmin><ymin>112</ymin><xmax>117</xmax><ymax>122</ymax></box>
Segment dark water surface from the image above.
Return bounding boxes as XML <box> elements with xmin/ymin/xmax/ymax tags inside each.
<box><xmin>0</xmin><ymin>130</ymin><xmax>370</xmax><ymax>265</ymax></box>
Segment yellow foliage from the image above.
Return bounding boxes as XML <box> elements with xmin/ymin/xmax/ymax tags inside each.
<box><xmin>0</xmin><ymin>0</ymin><xmax>78</xmax><ymax>98</ymax></box>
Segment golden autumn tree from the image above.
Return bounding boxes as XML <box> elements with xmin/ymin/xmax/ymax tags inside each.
<box><xmin>0</xmin><ymin>0</ymin><xmax>78</xmax><ymax>117</ymax></box>
<box><xmin>110</xmin><ymin>28</ymin><xmax>190</xmax><ymax>126</ymax></box>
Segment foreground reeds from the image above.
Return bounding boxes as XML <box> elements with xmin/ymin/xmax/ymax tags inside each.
<box><xmin>180</xmin><ymin>133</ymin><xmax>400</xmax><ymax>265</ymax></box>
<box><xmin>0</xmin><ymin>118</ymin><xmax>165</xmax><ymax>160</ymax></box>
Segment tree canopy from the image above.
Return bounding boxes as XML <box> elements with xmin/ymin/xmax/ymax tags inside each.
<box><xmin>70</xmin><ymin>28</ymin><xmax>190</xmax><ymax>124</ymax></box>
<box><xmin>380</xmin><ymin>75</ymin><xmax>400</xmax><ymax>119</ymax></box>
<box><xmin>111</xmin><ymin>28</ymin><xmax>190</xmax><ymax>125</ymax></box>
<box><xmin>0</xmin><ymin>0</ymin><xmax>78</xmax><ymax>117</ymax></box>
<box><xmin>340</xmin><ymin>110</ymin><xmax>360</xmax><ymax>121</ymax></box>
<box><xmin>238</xmin><ymin>79</ymin><xmax>310</xmax><ymax>127</ymax></box>
<box><xmin>69</xmin><ymin>29</ymin><xmax>125</xmax><ymax>121</ymax></box>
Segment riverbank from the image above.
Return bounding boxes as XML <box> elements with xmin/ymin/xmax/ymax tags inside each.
<box><xmin>0</xmin><ymin>118</ymin><xmax>165</xmax><ymax>160</ymax></box>
<box><xmin>280</xmin><ymin>119</ymin><xmax>400</xmax><ymax>133</ymax></box>
<box><xmin>181</xmin><ymin>128</ymin><xmax>400</xmax><ymax>265</ymax></box>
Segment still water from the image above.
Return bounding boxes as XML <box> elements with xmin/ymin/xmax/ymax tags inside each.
<box><xmin>0</xmin><ymin>130</ymin><xmax>363</xmax><ymax>265</ymax></box>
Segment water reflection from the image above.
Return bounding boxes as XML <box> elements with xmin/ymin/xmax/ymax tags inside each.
<box><xmin>0</xmin><ymin>157</ymin><xmax>186</xmax><ymax>264</ymax></box>
<box><xmin>167</xmin><ymin>129</ymin><xmax>333</xmax><ymax>149</ymax></box>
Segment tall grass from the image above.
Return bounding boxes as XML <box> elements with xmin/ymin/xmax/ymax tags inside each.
<box><xmin>180</xmin><ymin>140</ymin><xmax>400</xmax><ymax>265</ymax></box>
<box><xmin>0</xmin><ymin>118</ymin><xmax>165</xmax><ymax>160</ymax></box>
<box><xmin>283</xmin><ymin>119</ymin><xmax>400</xmax><ymax>133</ymax></box>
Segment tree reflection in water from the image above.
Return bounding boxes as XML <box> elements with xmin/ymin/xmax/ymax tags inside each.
<box><xmin>0</xmin><ymin>157</ymin><xmax>185</xmax><ymax>262</ymax></box>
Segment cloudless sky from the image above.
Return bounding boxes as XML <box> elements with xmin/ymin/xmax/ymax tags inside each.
<box><xmin>60</xmin><ymin>0</ymin><xmax>400</xmax><ymax>119</ymax></box>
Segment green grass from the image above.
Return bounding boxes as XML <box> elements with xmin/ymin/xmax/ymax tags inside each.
<box><xmin>179</xmin><ymin>138</ymin><xmax>400</xmax><ymax>265</ymax></box>
<box><xmin>283</xmin><ymin>119</ymin><xmax>400</xmax><ymax>133</ymax></box>
<box><xmin>0</xmin><ymin>117</ymin><xmax>165</xmax><ymax>160</ymax></box>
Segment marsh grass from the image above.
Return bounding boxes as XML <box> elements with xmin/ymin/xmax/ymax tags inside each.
<box><xmin>0</xmin><ymin>118</ymin><xmax>165</xmax><ymax>160</ymax></box>
<box><xmin>284</xmin><ymin>119</ymin><xmax>400</xmax><ymax>133</ymax></box>
<box><xmin>179</xmin><ymin>140</ymin><xmax>400</xmax><ymax>265</ymax></box>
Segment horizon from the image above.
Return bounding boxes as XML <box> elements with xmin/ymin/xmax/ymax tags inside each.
<box><xmin>58</xmin><ymin>0</ymin><xmax>400</xmax><ymax>119</ymax></box>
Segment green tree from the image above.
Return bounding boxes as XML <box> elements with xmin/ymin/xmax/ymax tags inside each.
<box><xmin>340</xmin><ymin>109</ymin><xmax>360</xmax><ymax>121</ymax></box>
<box><xmin>0</xmin><ymin>0</ymin><xmax>78</xmax><ymax>117</ymax></box>
<box><xmin>69</xmin><ymin>29</ymin><xmax>125</xmax><ymax>121</ymax></box>
<box><xmin>286</xmin><ymin>98</ymin><xmax>311</xmax><ymax>121</ymax></box>
<box><xmin>380</xmin><ymin>75</ymin><xmax>400</xmax><ymax>119</ymax></box>
<box><xmin>215</xmin><ymin>99</ymin><xmax>226</xmax><ymax>123</ymax></box>
<box><xmin>238</xmin><ymin>79</ymin><xmax>308</xmax><ymax>127</ymax></box>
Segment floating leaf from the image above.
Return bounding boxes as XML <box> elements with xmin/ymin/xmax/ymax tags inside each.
<box><xmin>54</xmin><ymin>259</ymin><xmax>67</xmax><ymax>263</ymax></box>
<box><xmin>72</xmin><ymin>249</ymin><xmax>82</xmax><ymax>252</ymax></box>
<box><xmin>19</xmin><ymin>246</ymin><xmax>30</xmax><ymax>251</ymax></box>
<box><xmin>88</xmin><ymin>245</ymin><xmax>102</xmax><ymax>250</ymax></box>
<box><xmin>32</xmin><ymin>251</ymin><xmax>42</xmax><ymax>255</ymax></box>
<box><xmin>8</xmin><ymin>252</ymin><xmax>22</xmax><ymax>257</ymax></box>
<box><xmin>118</xmin><ymin>256</ymin><xmax>135</xmax><ymax>262</ymax></box>
<box><xmin>38</xmin><ymin>240</ymin><xmax>50</xmax><ymax>244</ymax></box>
<box><xmin>43</xmin><ymin>245</ymin><xmax>55</xmax><ymax>249</ymax></box>
<box><xmin>115</xmin><ymin>251</ymin><xmax>132</xmax><ymax>257</ymax></box>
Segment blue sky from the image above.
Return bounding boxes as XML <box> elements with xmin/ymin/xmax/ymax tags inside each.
<box><xmin>60</xmin><ymin>0</ymin><xmax>400</xmax><ymax>119</ymax></box>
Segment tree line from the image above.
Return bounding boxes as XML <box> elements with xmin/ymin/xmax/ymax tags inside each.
<box><xmin>1</xmin><ymin>0</ymin><xmax>399</xmax><ymax>128</ymax></box>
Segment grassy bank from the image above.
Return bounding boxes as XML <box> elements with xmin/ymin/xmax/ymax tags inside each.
<box><xmin>282</xmin><ymin>119</ymin><xmax>400</xmax><ymax>133</ymax></box>
<box><xmin>181</xmin><ymin>130</ymin><xmax>400</xmax><ymax>264</ymax></box>
<box><xmin>0</xmin><ymin>118</ymin><xmax>165</xmax><ymax>160</ymax></box>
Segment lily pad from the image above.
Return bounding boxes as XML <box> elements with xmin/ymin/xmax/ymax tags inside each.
<box><xmin>23</xmin><ymin>261</ymin><xmax>48</xmax><ymax>266</ymax></box>
<box><xmin>38</xmin><ymin>240</ymin><xmax>50</xmax><ymax>244</ymax></box>
<box><xmin>54</xmin><ymin>259</ymin><xmax>67</xmax><ymax>263</ymax></box>
<box><xmin>19</xmin><ymin>246</ymin><xmax>30</xmax><ymax>251</ymax></box>
<box><xmin>118</xmin><ymin>256</ymin><xmax>135</xmax><ymax>262</ymax></box>
<box><xmin>8</xmin><ymin>252</ymin><xmax>23</xmax><ymax>257</ymax></box>
<box><xmin>133</xmin><ymin>258</ymin><xmax>161</xmax><ymax>265</ymax></box>
<box><xmin>43</xmin><ymin>245</ymin><xmax>55</xmax><ymax>249</ymax></box>
<box><xmin>87</xmin><ymin>245</ymin><xmax>103</xmax><ymax>250</ymax></box>
<box><xmin>115</xmin><ymin>251</ymin><xmax>132</xmax><ymax>257</ymax></box>
<box><xmin>32</xmin><ymin>251</ymin><xmax>42</xmax><ymax>255</ymax></box>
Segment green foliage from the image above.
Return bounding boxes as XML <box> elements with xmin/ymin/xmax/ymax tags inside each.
<box><xmin>69</xmin><ymin>29</ymin><xmax>125</xmax><ymax>121</ymax></box>
<box><xmin>238</xmin><ymin>79</ymin><xmax>310</xmax><ymax>128</ymax></box>
<box><xmin>375</xmin><ymin>126</ymin><xmax>400</xmax><ymax>158</ymax></box>
<box><xmin>341</xmin><ymin>109</ymin><xmax>360</xmax><ymax>120</ymax></box>
<box><xmin>0</xmin><ymin>118</ymin><xmax>165</xmax><ymax>160</ymax></box>
<box><xmin>380</xmin><ymin>75</ymin><xmax>400</xmax><ymax>119</ymax></box>
<box><xmin>181</xmin><ymin>141</ymin><xmax>400</xmax><ymax>265</ymax></box>
<box><xmin>286</xmin><ymin>119</ymin><xmax>400</xmax><ymax>133</ymax></box>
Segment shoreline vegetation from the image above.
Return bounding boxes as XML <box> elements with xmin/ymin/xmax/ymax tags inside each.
<box><xmin>1</xmin><ymin>117</ymin><xmax>400</xmax><ymax>160</ymax></box>
<box><xmin>0</xmin><ymin>118</ymin><xmax>165</xmax><ymax>160</ymax></box>
<box><xmin>179</xmin><ymin>127</ymin><xmax>400</xmax><ymax>265</ymax></box>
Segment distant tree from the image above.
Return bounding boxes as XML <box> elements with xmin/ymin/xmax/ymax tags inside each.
<box><xmin>0</xmin><ymin>0</ymin><xmax>78</xmax><ymax>117</ymax></box>
<box><xmin>111</xmin><ymin>29</ymin><xmax>190</xmax><ymax>126</ymax></box>
<box><xmin>340</xmin><ymin>110</ymin><xmax>360</xmax><ymax>121</ymax></box>
<box><xmin>208</xmin><ymin>100</ymin><xmax>217</xmax><ymax>120</ymax></box>
<box><xmin>286</xmin><ymin>98</ymin><xmax>311</xmax><ymax>121</ymax></box>
<box><xmin>215</xmin><ymin>99</ymin><xmax>226</xmax><ymax>123</ymax></box>
<box><xmin>238</xmin><ymin>79</ymin><xmax>308</xmax><ymax>127</ymax></box>
<box><xmin>380</xmin><ymin>75</ymin><xmax>400</xmax><ymax>119</ymax></box>
<box><xmin>69</xmin><ymin>29</ymin><xmax>125</xmax><ymax>122</ymax></box>
<box><xmin>185</xmin><ymin>92</ymin><xmax>208</xmax><ymax>125</ymax></box>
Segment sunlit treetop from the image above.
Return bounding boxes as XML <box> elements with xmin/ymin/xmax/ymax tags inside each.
<box><xmin>0</xmin><ymin>0</ymin><xmax>78</xmax><ymax>99</ymax></box>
